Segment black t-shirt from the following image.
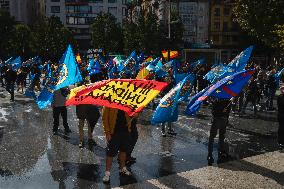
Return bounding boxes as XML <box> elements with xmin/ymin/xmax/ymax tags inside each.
<box><xmin>114</xmin><ymin>110</ymin><xmax>128</xmax><ymax>133</ymax></box>
<box><xmin>277</xmin><ymin>94</ymin><xmax>284</xmax><ymax>118</ymax></box>
<box><xmin>212</xmin><ymin>99</ymin><xmax>231</xmax><ymax>118</ymax></box>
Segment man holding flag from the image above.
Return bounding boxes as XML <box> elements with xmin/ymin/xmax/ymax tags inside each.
<box><xmin>5</xmin><ymin>65</ymin><xmax>17</xmax><ymax>102</ymax></box>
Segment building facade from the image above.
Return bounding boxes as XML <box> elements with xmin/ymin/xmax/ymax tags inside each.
<box><xmin>140</xmin><ymin>0</ymin><xmax>209</xmax><ymax>48</ymax></box>
<box><xmin>45</xmin><ymin>0</ymin><xmax>127</xmax><ymax>50</ymax></box>
<box><xmin>0</xmin><ymin>0</ymin><xmax>45</xmax><ymax>24</ymax></box>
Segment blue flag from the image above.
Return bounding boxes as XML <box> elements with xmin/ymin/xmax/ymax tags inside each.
<box><xmin>275</xmin><ymin>67</ymin><xmax>284</xmax><ymax>87</ymax></box>
<box><xmin>108</xmin><ymin>65</ymin><xmax>118</xmax><ymax>79</ymax></box>
<box><xmin>174</xmin><ymin>73</ymin><xmax>187</xmax><ymax>84</ymax></box>
<box><xmin>227</xmin><ymin>46</ymin><xmax>253</xmax><ymax>72</ymax></box>
<box><xmin>189</xmin><ymin>58</ymin><xmax>205</xmax><ymax>70</ymax></box>
<box><xmin>36</xmin><ymin>86</ymin><xmax>55</xmax><ymax>109</ymax></box>
<box><xmin>36</xmin><ymin>45</ymin><xmax>82</xmax><ymax>109</ymax></box>
<box><xmin>204</xmin><ymin>64</ymin><xmax>228</xmax><ymax>83</ymax></box>
<box><xmin>151</xmin><ymin>74</ymin><xmax>195</xmax><ymax>124</ymax></box>
<box><xmin>4</xmin><ymin>57</ymin><xmax>13</xmax><ymax>65</ymax></box>
<box><xmin>186</xmin><ymin>69</ymin><xmax>255</xmax><ymax>115</ymax></box>
<box><xmin>185</xmin><ymin>86</ymin><xmax>210</xmax><ymax>116</ymax></box>
<box><xmin>54</xmin><ymin>45</ymin><xmax>82</xmax><ymax>90</ymax></box>
<box><xmin>146</xmin><ymin>57</ymin><xmax>160</xmax><ymax>71</ymax></box>
<box><xmin>88</xmin><ymin>58</ymin><xmax>101</xmax><ymax>76</ymax></box>
<box><xmin>9</xmin><ymin>56</ymin><xmax>22</xmax><ymax>71</ymax></box>
<box><xmin>120</xmin><ymin>50</ymin><xmax>137</xmax><ymax>72</ymax></box>
<box><xmin>24</xmin><ymin>88</ymin><xmax>37</xmax><ymax>100</ymax></box>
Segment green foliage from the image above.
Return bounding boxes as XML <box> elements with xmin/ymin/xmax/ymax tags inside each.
<box><xmin>273</xmin><ymin>25</ymin><xmax>284</xmax><ymax>53</ymax></box>
<box><xmin>6</xmin><ymin>24</ymin><xmax>32</xmax><ymax>58</ymax></box>
<box><xmin>233</xmin><ymin>0</ymin><xmax>284</xmax><ymax>52</ymax></box>
<box><xmin>123</xmin><ymin>10</ymin><xmax>184</xmax><ymax>54</ymax></box>
<box><xmin>0</xmin><ymin>9</ymin><xmax>16</xmax><ymax>58</ymax></box>
<box><xmin>0</xmin><ymin>11</ymin><xmax>75</xmax><ymax>61</ymax></box>
<box><xmin>90</xmin><ymin>13</ymin><xmax>123</xmax><ymax>53</ymax></box>
<box><xmin>31</xmin><ymin>16</ymin><xmax>76</xmax><ymax>61</ymax></box>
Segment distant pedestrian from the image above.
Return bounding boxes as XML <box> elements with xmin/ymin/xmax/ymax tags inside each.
<box><xmin>52</xmin><ymin>88</ymin><xmax>71</xmax><ymax>134</ymax></box>
<box><xmin>277</xmin><ymin>86</ymin><xmax>284</xmax><ymax>147</ymax></box>
<box><xmin>242</xmin><ymin>77</ymin><xmax>259</xmax><ymax>115</ymax></box>
<box><xmin>266</xmin><ymin>69</ymin><xmax>277</xmax><ymax>110</ymax></box>
<box><xmin>102</xmin><ymin>107</ymin><xmax>132</xmax><ymax>184</ymax></box>
<box><xmin>5</xmin><ymin>65</ymin><xmax>17</xmax><ymax>101</ymax></box>
<box><xmin>207</xmin><ymin>98</ymin><xmax>231</xmax><ymax>166</ymax></box>
<box><xmin>76</xmin><ymin>104</ymin><xmax>100</xmax><ymax>148</ymax></box>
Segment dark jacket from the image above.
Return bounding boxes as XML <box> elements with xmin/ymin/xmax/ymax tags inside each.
<box><xmin>277</xmin><ymin>94</ymin><xmax>284</xmax><ymax>120</ymax></box>
<box><xmin>212</xmin><ymin>99</ymin><xmax>231</xmax><ymax>118</ymax></box>
<box><xmin>76</xmin><ymin>104</ymin><xmax>100</xmax><ymax>121</ymax></box>
<box><xmin>5</xmin><ymin>69</ymin><xmax>17</xmax><ymax>83</ymax></box>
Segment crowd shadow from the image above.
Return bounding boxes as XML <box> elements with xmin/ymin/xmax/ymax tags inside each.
<box><xmin>218</xmin><ymin>158</ymin><xmax>284</xmax><ymax>186</ymax></box>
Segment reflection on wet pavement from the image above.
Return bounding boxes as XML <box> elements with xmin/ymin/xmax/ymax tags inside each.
<box><xmin>0</xmin><ymin>91</ymin><xmax>281</xmax><ymax>188</ymax></box>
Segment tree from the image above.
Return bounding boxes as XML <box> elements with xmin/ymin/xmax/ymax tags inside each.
<box><xmin>123</xmin><ymin>20</ymin><xmax>140</xmax><ymax>53</ymax></box>
<box><xmin>5</xmin><ymin>24</ymin><xmax>33</xmax><ymax>58</ymax></box>
<box><xmin>90</xmin><ymin>13</ymin><xmax>123</xmax><ymax>53</ymax></box>
<box><xmin>31</xmin><ymin>16</ymin><xmax>76</xmax><ymax>61</ymax></box>
<box><xmin>0</xmin><ymin>9</ymin><xmax>16</xmax><ymax>58</ymax></box>
<box><xmin>233</xmin><ymin>0</ymin><xmax>284</xmax><ymax>53</ymax></box>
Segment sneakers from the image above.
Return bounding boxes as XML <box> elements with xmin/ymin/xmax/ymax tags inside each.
<box><xmin>88</xmin><ymin>138</ymin><xmax>96</xmax><ymax>145</ymax></box>
<box><xmin>79</xmin><ymin>141</ymin><xmax>84</xmax><ymax>148</ymax></box>
<box><xmin>207</xmin><ymin>155</ymin><xmax>214</xmax><ymax>166</ymax></box>
<box><xmin>65</xmin><ymin>128</ymin><xmax>72</xmax><ymax>133</ymax></box>
<box><xmin>103</xmin><ymin>171</ymin><xmax>110</xmax><ymax>184</ymax></box>
<box><xmin>119</xmin><ymin>167</ymin><xmax>132</xmax><ymax>176</ymax></box>
<box><xmin>168</xmin><ymin>129</ymin><xmax>177</xmax><ymax>136</ymax></box>
<box><xmin>126</xmin><ymin>156</ymin><xmax>136</xmax><ymax>166</ymax></box>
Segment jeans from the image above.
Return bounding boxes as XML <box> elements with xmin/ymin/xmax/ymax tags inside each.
<box><xmin>127</xmin><ymin>118</ymin><xmax>138</xmax><ymax>158</ymax></box>
<box><xmin>53</xmin><ymin>106</ymin><xmax>69</xmax><ymax>132</ymax></box>
<box><xmin>208</xmin><ymin>117</ymin><xmax>228</xmax><ymax>156</ymax></box>
<box><xmin>266</xmin><ymin>88</ymin><xmax>276</xmax><ymax>110</ymax></box>
<box><xmin>6</xmin><ymin>82</ymin><xmax>15</xmax><ymax>101</ymax></box>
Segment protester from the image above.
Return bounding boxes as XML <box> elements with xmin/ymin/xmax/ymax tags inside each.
<box><xmin>277</xmin><ymin>86</ymin><xmax>284</xmax><ymax>147</ymax></box>
<box><xmin>5</xmin><ymin>65</ymin><xmax>17</xmax><ymax>101</ymax></box>
<box><xmin>160</xmin><ymin>75</ymin><xmax>177</xmax><ymax>136</ymax></box>
<box><xmin>52</xmin><ymin>87</ymin><xmax>72</xmax><ymax>134</ymax></box>
<box><xmin>16</xmin><ymin>68</ymin><xmax>25</xmax><ymax>93</ymax></box>
<box><xmin>102</xmin><ymin>107</ymin><xmax>132</xmax><ymax>184</ymax></box>
<box><xmin>242</xmin><ymin>77</ymin><xmax>259</xmax><ymax>115</ymax></box>
<box><xmin>207</xmin><ymin>98</ymin><xmax>232</xmax><ymax>166</ymax></box>
<box><xmin>76</xmin><ymin>104</ymin><xmax>100</xmax><ymax>148</ymax></box>
<box><xmin>126</xmin><ymin>117</ymin><xmax>138</xmax><ymax>166</ymax></box>
<box><xmin>266</xmin><ymin>69</ymin><xmax>277</xmax><ymax>111</ymax></box>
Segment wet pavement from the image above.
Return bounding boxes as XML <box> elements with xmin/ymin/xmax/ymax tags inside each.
<box><xmin>0</xmin><ymin>87</ymin><xmax>282</xmax><ymax>188</ymax></box>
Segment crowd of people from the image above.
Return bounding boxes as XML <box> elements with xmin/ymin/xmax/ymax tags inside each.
<box><xmin>0</xmin><ymin>55</ymin><xmax>283</xmax><ymax>184</ymax></box>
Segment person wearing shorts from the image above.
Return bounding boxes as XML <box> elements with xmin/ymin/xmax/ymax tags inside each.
<box><xmin>102</xmin><ymin>107</ymin><xmax>133</xmax><ymax>184</ymax></box>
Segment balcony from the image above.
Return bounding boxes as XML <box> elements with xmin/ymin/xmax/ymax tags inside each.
<box><xmin>65</xmin><ymin>0</ymin><xmax>89</xmax><ymax>5</ymax></box>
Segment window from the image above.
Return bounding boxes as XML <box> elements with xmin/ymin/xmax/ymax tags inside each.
<box><xmin>51</xmin><ymin>6</ymin><xmax>60</xmax><ymax>13</ymax></box>
<box><xmin>214</xmin><ymin>8</ymin><xmax>220</xmax><ymax>16</ymax></box>
<box><xmin>214</xmin><ymin>22</ymin><xmax>220</xmax><ymax>30</ymax></box>
<box><xmin>66</xmin><ymin>16</ymin><xmax>75</xmax><ymax>24</ymax></box>
<box><xmin>122</xmin><ymin>0</ymin><xmax>127</xmax><ymax>4</ymax></box>
<box><xmin>78</xmin><ymin>5</ymin><xmax>92</xmax><ymax>13</ymax></box>
<box><xmin>66</xmin><ymin>17</ymin><xmax>89</xmax><ymax>25</ymax></box>
<box><xmin>223</xmin><ymin>22</ymin><xmax>228</xmax><ymax>31</ymax></box>
<box><xmin>224</xmin><ymin>7</ymin><xmax>230</xmax><ymax>16</ymax></box>
<box><xmin>108</xmin><ymin>7</ymin><xmax>117</xmax><ymax>15</ymax></box>
<box><xmin>93</xmin><ymin>6</ymin><xmax>103</xmax><ymax>13</ymax></box>
<box><xmin>122</xmin><ymin>7</ymin><xmax>126</xmax><ymax>16</ymax></box>
<box><xmin>213</xmin><ymin>35</ymin><xmax>219</xmax><ymax>43</ymax></box>
<box><xmin>108</xmin><ymin>0</ymin><xmax>117</xmax><ymax>3</ymax></box>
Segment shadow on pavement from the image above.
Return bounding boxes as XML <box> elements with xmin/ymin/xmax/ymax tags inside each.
<box><xmin>218</xmin><ymin>158</ymin><xmax>284</xmax><ymax>186</ymax></box>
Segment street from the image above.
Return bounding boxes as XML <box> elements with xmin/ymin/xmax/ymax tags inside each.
<box><xmin>0</xmin><ymin>87</ymin><xmax>283</xmax><ymax>189</ymax></box>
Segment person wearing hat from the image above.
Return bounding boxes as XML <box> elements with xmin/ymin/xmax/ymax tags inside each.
<box><xmin>277</xmin><ymin>86</ymin><xmax>284</xmax><ymax>147</ymax></box>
